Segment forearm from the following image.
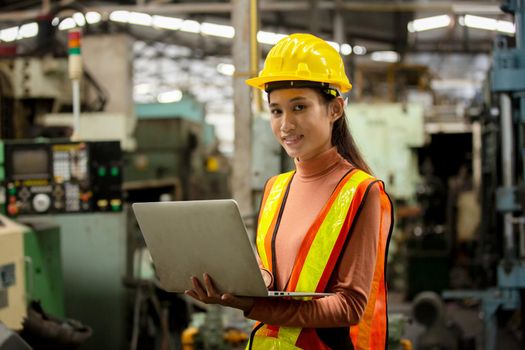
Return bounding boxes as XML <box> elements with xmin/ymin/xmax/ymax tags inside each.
<box><xmin>245</xmin><ymin>290</ymin><xmax>366</xmax><ymax>328</ymax></box>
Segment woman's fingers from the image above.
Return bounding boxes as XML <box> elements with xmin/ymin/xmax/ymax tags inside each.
<box><xmin>203</xmin><ymin>273</ymin><xmax>219</xmax><ymax>298</ymax></box>
<box><xmin>186</xmin><ymin>274</ymin><xmax>253</xmax><ymax>311</ymax></box>
<box><xmin>191</xmin><ymin>276</ymin><xmax>207</xmax><ymax>299</ymax></box>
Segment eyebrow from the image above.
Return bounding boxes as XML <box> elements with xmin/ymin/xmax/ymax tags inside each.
<box><xmin>269</xmin><ymin>96</ymin><xmax>308</xmax><ymax>107</ymax></box>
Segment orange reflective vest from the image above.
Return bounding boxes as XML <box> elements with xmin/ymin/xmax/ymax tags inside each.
<box><xmin>247</xmin><ymin>169</ymin><xmax>393</xmax><ymax>350</ymax></box>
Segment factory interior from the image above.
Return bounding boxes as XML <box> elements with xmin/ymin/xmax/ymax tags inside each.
<box><xmin>1</xmin><ymin>0</ymin><xmax>525</xmax><ymax>349</ymax></box>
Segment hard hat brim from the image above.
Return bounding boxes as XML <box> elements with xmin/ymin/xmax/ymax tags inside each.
<box><xmin>245</xmin><ymin>75</ymin><xmax>352</xmax><ymax>93</ymax></box>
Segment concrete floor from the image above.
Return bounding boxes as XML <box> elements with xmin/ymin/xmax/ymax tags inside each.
<box><xmin>389</xmin><ymin>292</ymin><xmax>522</xmax><ymax>350</ymax></box>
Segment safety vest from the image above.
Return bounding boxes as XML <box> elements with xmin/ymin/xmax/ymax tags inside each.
<box><xmin>247</xmin><ymin>169</ymin><xmax>393</xmax><ymax>350</ymax></box>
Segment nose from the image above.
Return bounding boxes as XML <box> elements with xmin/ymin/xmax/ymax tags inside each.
<box><xmin>280</xmin><ymin>112</ymin><xmax>295</xmax><ymax>133</ymax></box>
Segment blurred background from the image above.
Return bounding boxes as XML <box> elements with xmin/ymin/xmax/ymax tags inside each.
<box><xmin>0</xmin><ymin>0</ymin><xmax>523</xmax><ymax>349</ymax></box>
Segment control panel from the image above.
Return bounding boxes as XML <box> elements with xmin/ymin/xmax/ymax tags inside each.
<box><xmin>4</xmin><ymin>140</ymin><xmax>122</xmax><ymax>216</ymax></box>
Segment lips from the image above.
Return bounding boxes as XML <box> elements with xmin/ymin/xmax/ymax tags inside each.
<box><xmin>282</xmin><ymin>135</ymin><xmax>303</xmax><ymax>145</ymax></box>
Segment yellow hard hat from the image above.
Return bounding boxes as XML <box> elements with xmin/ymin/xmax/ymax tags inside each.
<box><xmin>246</xmin><ymin>33</ymin><xmax>352</xmax><ymax>93</ymax></box>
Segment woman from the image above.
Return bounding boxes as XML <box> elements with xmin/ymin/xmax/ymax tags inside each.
<box><xmin>185</xmin><ymin>33</ymin><xmax>393</xmax><ymax>350</ymax></box>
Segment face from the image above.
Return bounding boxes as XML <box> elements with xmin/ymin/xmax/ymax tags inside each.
<box><xmin>268</xmin><ymin>88</ymin><xmax>343</xmax><ymax>161</ymax></box>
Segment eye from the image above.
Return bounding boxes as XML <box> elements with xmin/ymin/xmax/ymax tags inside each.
<box><xmin>270</xmin><ymin>108</ymin><xmax>282</xmax><ymax>117</ymax></box>
<box><xmin>292</xmin><ymin>104</ymin><xmax>306</xmax><ymax>112</ymax></box>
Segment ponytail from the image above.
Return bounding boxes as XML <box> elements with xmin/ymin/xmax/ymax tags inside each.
<box><xmin>320</xmin><ymin>91</ymin><xmax>373</xmax><ymax>175</ymax></box>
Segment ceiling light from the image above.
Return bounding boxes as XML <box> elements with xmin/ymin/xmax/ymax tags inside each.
<box><xmin>134</xmin><ymin>83</ymin><xmax>153</xmax><ymax>95</ymax></box>
<box><xmin>201</xmin><ymin>22</ymin><xmax>235</xmax><ymax>38</ymax></box>
<box><xmin>497</xmin><ymin>20</ymin><xmax>515</xmax><ymax>34</ymax></box>
<box><xmin>85</xmin><ymin>12</ymin><xmax>102</xmax><ymax>24</ymax></box>
<box><xmin>128</xmin><ymin>12</ymin><xmax>152</xmax><ymax>26</ymax></box>
<box><xmin>353</xmin><ymin>45</ymin><xmax>367</xmax><ymax>55</ymax></box>
<box><xmin>371</xmin><ymin>51</ymin><xmax>400</xmax><ymax>63</ymax></box>
<box><xmin>152</xmin><ymin>15</ymin><xmax>183</xmax><ymax>30</ymax></box>
<box><xmin>52</xmin><ymin>17</ymin><xmax>60</xmax><ymax>26</ymax></box>
<box><xmin>59</xmin><ymin>17</ymin><xmax>76</xmax><ymax>31</ymax></box>
<box><xmin>327</xmin><ymin>41</ymin><xmax>340</xmax><ymax>52</ymax></box>
<box><xmin>462</xmin><ymin>14</ymin><xmax>515</xmax><ymax>34</ymax></box>
<box><xmin>73</xmin><ymin>12</ymin><xmax>86</xmax><ymax>27</ymax></box>
<box><xmin>257</xmin><ymin>31</ymin><xmax>287</xmax><ymax>45</ymax></box>
<box><xmin>463</xmin><ymin>14</ymin><xmax>497</xmax><ymax>30</ymax></box>
<box><xmin>0</xmin><ymin>26</ymin><xmax>18</xmax><ymax>42</ymax></box>
<box><xmin>18</xmin><ymin>22</ymin><xmax>38</xmax><ymax>39</ymax></box>
<box><xmin>408</xmin><ymin>15</ymin><xmax>451</xmax><ymax>32</ymax></box>
<box><xmin>158</xmin><ymin>89</ymin><xmax>183</xmax><ymax>103</ymax></box>
<box><xmin>340</xmin><ymin>43</ymin><xmax>352</xmax><ymax>56</ymax></box>
<box><xmin>180</xmin><ymin>20</ymin><xmax>200</xmax><ymax>33</ymax></box>
<box><xmin>109</xmin><ymin>11</ymin><xmax>130</xmax><ymax>23</ymax></box>
<box><xmin>217</xmin><ymin>63</ymin><xmax>235</xmax><ymax>76</ymax></box>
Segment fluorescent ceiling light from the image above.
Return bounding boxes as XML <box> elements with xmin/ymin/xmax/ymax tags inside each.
<box><xmin>340</xmin><ymin>43</ymin><xmax>352</xmax><ymax>56</ymax></box>
<box><xmin>0</xmin><ymin>26</ymin><xmax>18</xmax><ymax>42</ymax></box>
<box><xmin>128</xmin><ymin>12</ymin><xmax>152</xmax><ymax>26</ymax></box>
<box><xmin>52</xmin><ymin>17</ymin><xmax>60</xmax><ymax>26</ymax></box>
<box><xmin>59</xmin><ymin>17</ymin><xmax>76</xmax><ymax>30</ymax></box>
<box><xmin>497</xmin><ymin>20</ymin><xmax>515</xmax><ymax>34</ymax></box>
<box><xmin>464</xmin><ymin>14</ymin><xmax>497</xmax><ymax>30</ymax></box>
<box><xmin>158</xmin><ymin>89</ymin><xmax>183</xmax><ymax>103</ymax></box>
<box><xmin>371</xmin><ymin>51</ymin><xmax>400</xmax><ymax>63</ymax></box>
<box><xmin>408</xmin><ymin>15</ymin><xmax>451</xmax><ymax>32</ymax></box>
<box><xmin>217</xmin><ymin>63</ymin><xmax>235</xmax><ymax>76</ymax></box>
<box><xmin>85</xmin><ymin>12</ymin><xmax>102</xmax><ymax>24</ymax></box>
<box><xmin>152</xmin><ymin>15</ymin><xmax>183</xmax><ymax>30</ymax></box>
<box><xmin>109</xmin><ymin>11</ymin><xmax>130</xmax><ymax>23</ymax></box>
<box><xmin>201</xmin><ymin>22</ymin><xmax>235</xmax><ymax>38</ymax></box>
<box><xmin>134</xmin><ymin>83</ymin><xmax>153</xmax><ymax>95</ymax></box>
<box><xmin>18</xmin><ymin>22</ymin><xmax>38</xmax><ymax>39</ymax></box>
<box><xmin>327</xmin><ymin>41</ymin><xmax>340</xmax><ymax>52</ymax></box>
<box><xmin>257</xmin><ymin>31</ymin><xmax>287</xmax><ymax>45</ymax></box>
<box><xmin>73</xmin><ymin>12</ymin><xmax>86</xmax><ymax>27</ymax></box>
<box><xmin>180</xmin><ymin>20</ymin><xmax>200</xmax><ymax>33</ymax></box>
<box><xmin>462</xmin><ymin>15</ymin><xmax>515</xmax><ymax>34</ymax></box>
<box><xmin>353</xmin><ymin>45</ymin><xmax>367</xmax><ymax>55</ymax></box>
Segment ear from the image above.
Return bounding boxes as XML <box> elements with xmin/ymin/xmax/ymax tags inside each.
<box><xmin>329</xmin><ymin>97</ymin><xmax>345</xmax><ymax>123</ymax></box>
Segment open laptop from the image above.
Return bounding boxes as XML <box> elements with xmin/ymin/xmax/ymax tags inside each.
<box><xmin>132</xmin><ymin>199</ymin><xmax>334</xmax><ymax>298</ymax></box>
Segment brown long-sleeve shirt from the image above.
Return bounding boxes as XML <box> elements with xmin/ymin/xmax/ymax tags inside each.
<box><xmin>246</xmin><ymin>147</ymin><xmax>382</xmax><ymax>328</ymax></box>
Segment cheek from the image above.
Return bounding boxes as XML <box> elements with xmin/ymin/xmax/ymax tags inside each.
<box><xmin>270</xmin><ymin>120</ymin><xmax>282</xmax><ymax>140</ymax></box>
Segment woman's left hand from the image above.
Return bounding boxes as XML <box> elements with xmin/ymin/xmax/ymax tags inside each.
<box><xmin>184</xmin><ymin>273</ymin><xmax>255</xmax><ymax>313</ymax></box>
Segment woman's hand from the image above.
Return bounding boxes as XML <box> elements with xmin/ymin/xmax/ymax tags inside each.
<box><xmin>184</xmin><ymin>273</ymin><xmax>255</xmax><ymax>313</ymax></box>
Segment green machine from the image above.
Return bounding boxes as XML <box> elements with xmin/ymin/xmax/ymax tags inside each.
<box><xmin>20</xmin><ymin>219</ymin><xmax>65</xmax><ymax>318</ymax></box>
<box><xmin>0</xmin><ymin>142</ymin><xmax>64</xmax><ymax>318</ymax></box>
<box><xmin>128</xmin><ymin>95</ymin><xmax>225</xmax><ymax>200</ymax></box>
<box><xmin>0</xmin><ymin>139</ymin><xmax>127</xmax><ymax>350</ymax></box>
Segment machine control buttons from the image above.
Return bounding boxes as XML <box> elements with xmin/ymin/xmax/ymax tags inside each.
<box><xmin>97</xmin><ymin>199</ymin><xmax>108</xmax><ymax>208</ymax></box>
<box><xmin>33</xmin><ymin>193</ymin><xmax>51</xmax><ymax>213</ymax></box>
<box><xmin>18</xmin><ymin>188</ymin><xmax>30</xmax><ymax>201</ymax></box>
<box><xmin>98</xmin><ymin>167</ymin><xmax>107</xmax><ymax>177</ymax></box>
<box><xmin>110</xmin><ymin>199</ymin><xmax>122</xmax><ymax>211</ymax></box>
<box><xmin>110</xmin><ymin>167</ymin><xmax>119</xmax><ymax>177</ymax></box>
<box><xmin>7</xmin><ymin>184</ymin><xmax>16</xmax><ymax>195</ymax></box>
<box><xmin>7</xmin><ymin>203</ymin><xmax>19</xmax><ymax>216</ymax></box>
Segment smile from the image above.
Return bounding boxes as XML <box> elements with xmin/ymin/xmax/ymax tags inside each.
<box><xmin>282</xmin><ymin>135</ymin><xmax>303</xmax><ymax>145</ymax></box>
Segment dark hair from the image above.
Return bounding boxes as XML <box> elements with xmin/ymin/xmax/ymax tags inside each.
<box><xmin>319</xmin><ymin>91</ymin><xmax>373</xmax><ymax>175</ymax></box>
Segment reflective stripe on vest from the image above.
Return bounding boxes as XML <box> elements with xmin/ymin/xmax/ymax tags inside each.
<box><xmin>350</xmin><ymin>182</ymin><xmax>392</xmax><ymax>350</ymax></box>
<box><xmin>256</xmin><ymin>171</ymin><xmax>295</xmax><ymax>272</ymax></box>
<box><xmin>250</xmin><ymin>169</ymin><xmax>393</xmax><ymax>349</ymax></box>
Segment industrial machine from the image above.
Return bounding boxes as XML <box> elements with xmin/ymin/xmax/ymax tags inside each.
<box><xmin>128</xmin><ymin>99</ymin><xmax>229</xmax><ymax>200</ymax></box>
<box><xmin>0</xmin><ymin>138</ymin><xmax>127</xmax><ymax>350</ymax></box>
<box><xmin>0</xmin><ymin>216</ymin><xmax>26</xmax><ymax>331</ymax></box>
<box><xmin>442</xmin><ymin>0</ymin><xmax>525</xmax><ymax>349</ymax></box>
<box><xmin>2</xmin><ymin>140</ymin><xmax>123</xmax><ymax>216</ymax></box>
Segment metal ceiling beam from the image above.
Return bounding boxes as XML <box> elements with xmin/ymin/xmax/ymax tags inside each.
<box><xmin>0</xmin><ymin>1</ymin><xmax>503</xmax><ymax>22</ymax></box>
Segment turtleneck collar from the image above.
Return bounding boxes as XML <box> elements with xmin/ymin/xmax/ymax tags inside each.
<box><xmin>294</xmin><ymin>147</ymin><xmax>348</xmax><ymax>181</ymax></box>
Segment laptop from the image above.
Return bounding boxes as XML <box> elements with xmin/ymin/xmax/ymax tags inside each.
<box><xmin>132</xmin><ymin>199</ymin><xmax>334</xmax><ymax>298</ymax></box>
